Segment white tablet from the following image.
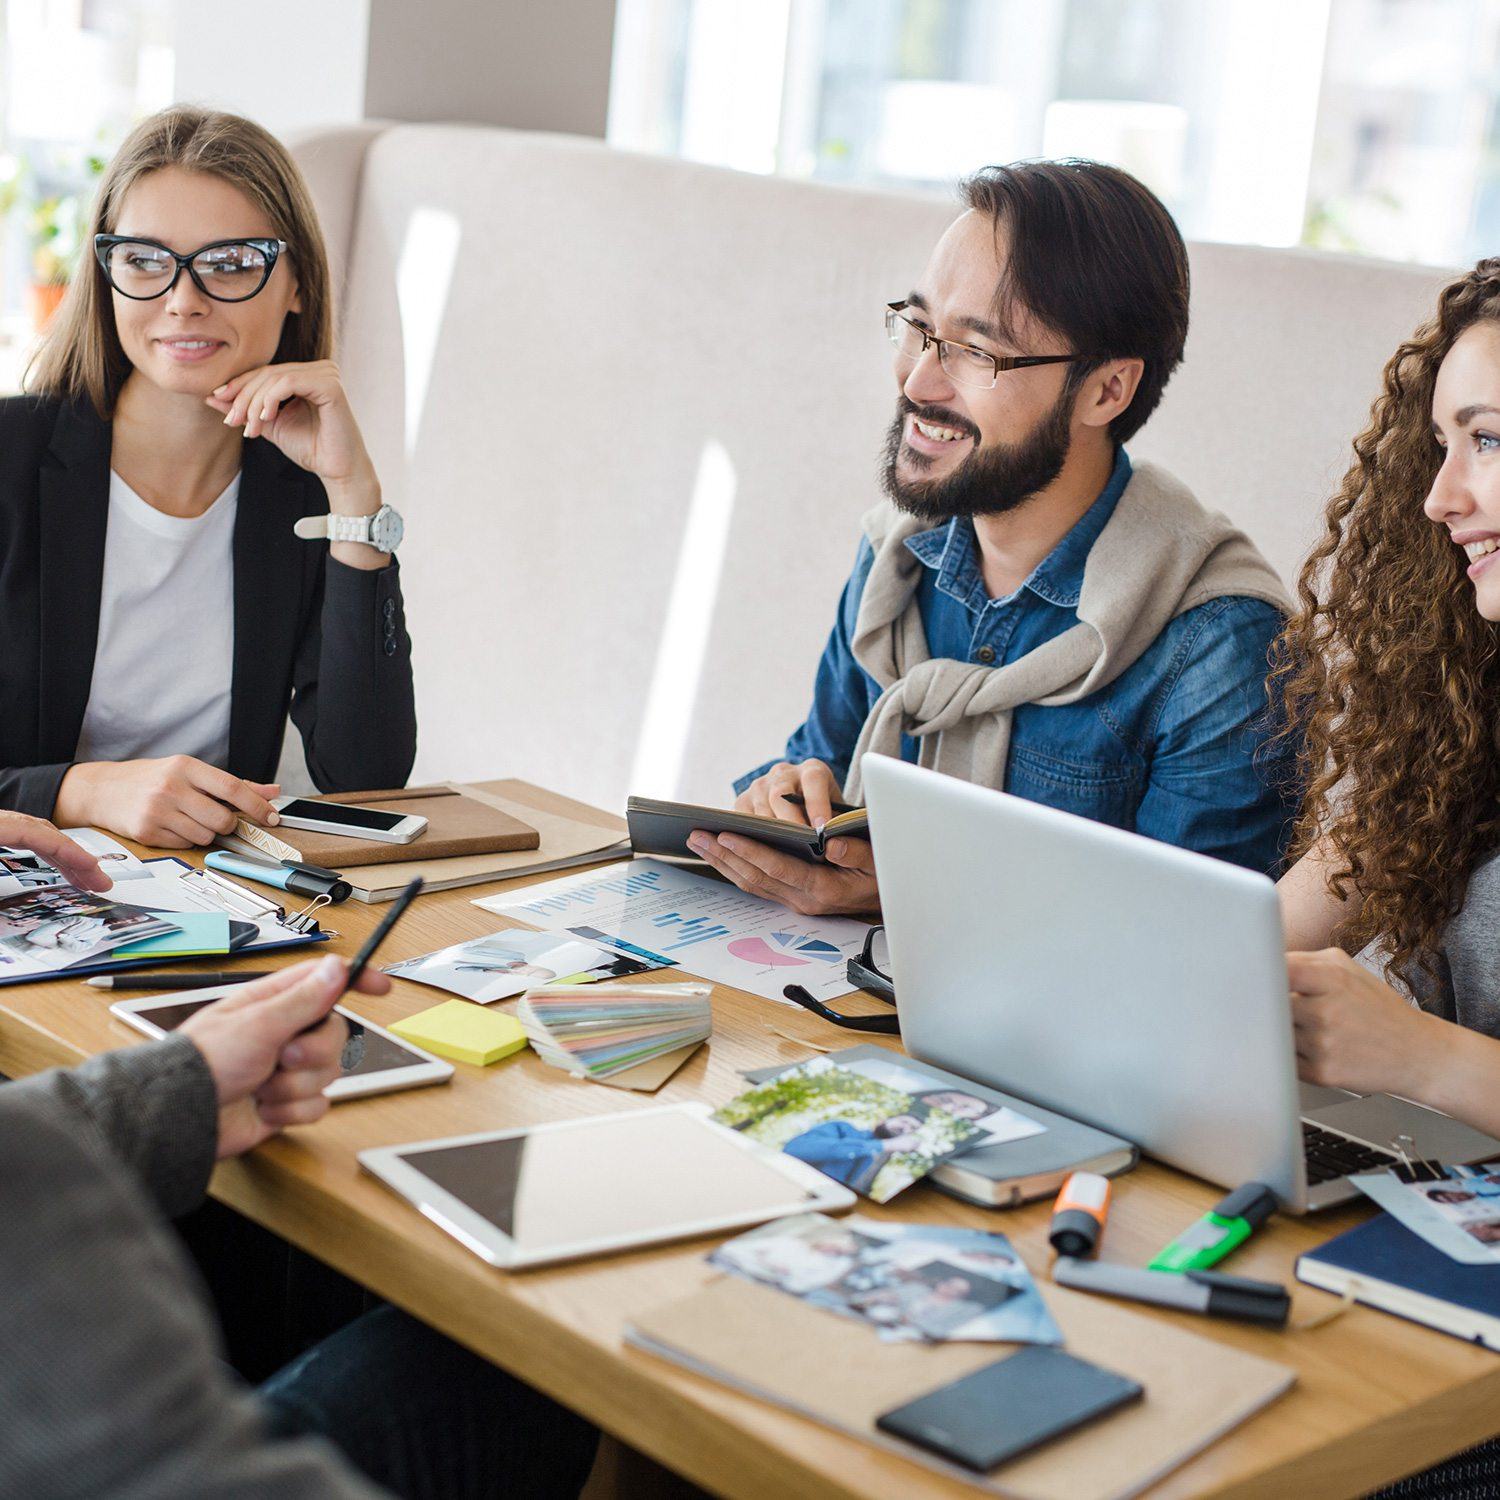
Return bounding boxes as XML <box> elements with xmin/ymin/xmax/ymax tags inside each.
<box><xmin>358</xmin><ymin>1101</ymin><xmax>855</xmax><ymax>1269</ymax></box>
<box><xmin>110</xmin><ymin>986</ymin><xmax>454</xmax><ymax>1099</ymax></box>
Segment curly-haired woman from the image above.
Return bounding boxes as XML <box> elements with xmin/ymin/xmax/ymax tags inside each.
<box><xmin>1275</xmin><ymin>261</ymin><xmax>1500</xmax><ymax>1140</ymax></box>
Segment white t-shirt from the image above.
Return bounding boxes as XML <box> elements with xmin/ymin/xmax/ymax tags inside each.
<box><xmin>73</xmin><ymin>470</ymin><xmax>239</xmax><ymax>767</ymax></box>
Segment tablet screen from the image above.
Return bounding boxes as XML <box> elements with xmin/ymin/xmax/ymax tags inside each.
<box><xmin>138</xmin><ymin>998</ymin><xmax>428</xmax><ymax>1077</ymax></box>
<box><xmin>393</xmin><ymin>1109</ymin><xmax>820</xmax><ymax>1254</ymax></box>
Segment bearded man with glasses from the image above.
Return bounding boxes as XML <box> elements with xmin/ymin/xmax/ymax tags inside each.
<box><xmin>689</xmin><ymin>159</ymin><xmax>1297</xmax><ymax>917</ymax></box>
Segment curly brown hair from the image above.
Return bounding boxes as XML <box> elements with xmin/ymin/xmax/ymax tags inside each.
<box><xmin>1274</xmin><ymin>259</ymin><xmax>1500</xmax><ymax>985</ymax></box>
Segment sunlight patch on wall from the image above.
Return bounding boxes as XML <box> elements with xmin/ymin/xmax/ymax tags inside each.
<box><xmin>628</xmin><ymin>439</ymin><xmax>737</xmax><ymax>799</ymax></box>
<box><xmin>396</xmin><ymin>206</ymin><xmax>462</xmax><ymax>457</ymax></box>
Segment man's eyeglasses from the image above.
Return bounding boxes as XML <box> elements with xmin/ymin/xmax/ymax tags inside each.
<box><xmin>783</xmin><ymin>925</ymin><xmax>898</xmax><ymax>1034</ymax></box>
<box><xmin>885</xmin><ymin>301</ymin><xmax>1087</xmax><ymax>390</ymax></box>
<box><xmin>94</xmin><ymin>235</ymin><xmax>289</xmax><ymax>303</ymax></box>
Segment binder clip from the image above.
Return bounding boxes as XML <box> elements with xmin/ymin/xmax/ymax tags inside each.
<box><xmin>1389</xmin><ymin>1133</ymin><xmax>1445</xmax><ymax>1183</ymax></box>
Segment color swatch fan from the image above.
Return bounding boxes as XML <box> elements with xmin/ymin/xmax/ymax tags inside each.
<box><xmin>517</xmin><ymin>983</ymin><xmax>712</xmax><ymax>1081</ymax></box>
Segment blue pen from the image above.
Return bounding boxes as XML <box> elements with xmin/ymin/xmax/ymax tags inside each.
<box><xmin>206</xmin><ymin>851</ymin><xmax>352</xmax><ymax>903</ymax></box>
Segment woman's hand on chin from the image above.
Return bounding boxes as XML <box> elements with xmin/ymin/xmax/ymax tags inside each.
<box><xmin>206</xmin><ymin>360</ymin><xmax>379</xmax><ymax>514</ymax></box>
<box><xmin>54</xmin><ymin>756</ymin><xmax>281</xmax><ymax>849</ymax></box>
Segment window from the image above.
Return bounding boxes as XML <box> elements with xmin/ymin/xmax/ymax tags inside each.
<box><xmin>0</xmin><ymin>0</ymin><xmax>173</xmax><ymax>379</ymax></box>
<box><xmin>609</xmin><ymin>0</ymin><xmax>1500</xmax><ymax>267</ymax></box>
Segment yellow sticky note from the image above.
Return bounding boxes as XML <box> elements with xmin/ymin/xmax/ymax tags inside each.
<box><xmin>391</xmin><ymin>1001</ymin><xmax>527</xmax><ymax>1067</ymax></box>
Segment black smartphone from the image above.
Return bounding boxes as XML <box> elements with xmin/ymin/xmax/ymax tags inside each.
<box><xmin>875</xmin><ymin>1347</ymin><xmax>1143</xmax><ymax>1473</ymax></box>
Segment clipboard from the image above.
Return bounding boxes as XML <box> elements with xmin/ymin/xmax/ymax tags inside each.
<box><xmin>0</xmin><ymin>857</ymin><xmax>329</xmax><ymax>987</ymax></box>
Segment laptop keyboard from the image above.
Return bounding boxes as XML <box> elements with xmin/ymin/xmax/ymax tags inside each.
<box><xmin>1302</xmin><ymin>1123</ymin><xmax>1400</xmax><ymax>1185</ymax></box>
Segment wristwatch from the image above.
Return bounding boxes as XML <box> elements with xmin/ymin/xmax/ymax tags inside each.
<box><xmin>293</xmin><ymin>503</ymin><xmax>404</xmax><ymax>553</ymax></box>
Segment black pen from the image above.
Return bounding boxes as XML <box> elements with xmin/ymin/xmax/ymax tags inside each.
<box><xmin>289</xmin><ymin>876</ymin><xmax>424</xmax><ymax>1039</ymax></box>
<box><xmin>343</xmin><ymin>876</ymin><xmax>424</xmax><ymax>994</ymax></box>
<box><xmin>86</xmin><ymin>971</ymin><xmax>273</xmax><ymax>990</ymax></box>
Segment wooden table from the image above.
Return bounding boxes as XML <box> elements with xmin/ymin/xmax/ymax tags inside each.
<box><xmin>2</xmin><ymin>851</ymin><xmax>1498</xmax><ymax>1500</ymax></box>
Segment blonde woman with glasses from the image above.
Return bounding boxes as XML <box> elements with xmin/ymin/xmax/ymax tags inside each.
<box><xmin>0</xmin><ymin>105</ymin><xmax>414</xmax><ymax>846</ymax></box>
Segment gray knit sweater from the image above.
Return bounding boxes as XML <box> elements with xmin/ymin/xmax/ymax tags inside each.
<box><xmin>0</xmin><ymin>1036</ymin><xmax>382</xmax><ymax>1499</ymax></box>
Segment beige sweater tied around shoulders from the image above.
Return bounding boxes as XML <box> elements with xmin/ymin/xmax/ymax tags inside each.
<box><xmin>841</xmin><ymin>461</ymin><xmax>1292</xmax><ymax>803</ymax></box>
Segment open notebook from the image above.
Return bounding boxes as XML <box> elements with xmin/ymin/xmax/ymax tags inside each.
<box><xmin>627</xmin><ymin>796</ymin><xmax>869</xmax><ymax>864</ymax></box>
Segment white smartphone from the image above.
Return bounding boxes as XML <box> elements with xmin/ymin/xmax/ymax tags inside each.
<box><xmin>110</xmin><ymin>987</ymin><xmax>453</xmax><ymax>1100</ymax></box>
<box><xmin>271</xmin><ymin>796</ymin><xmax>427</xmax><ymax>845</ymax></box>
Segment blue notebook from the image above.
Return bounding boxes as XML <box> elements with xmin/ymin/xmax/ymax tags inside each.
<box><xmin>1297</xmin><ymin>1214</ymin><xmax>1500</xmax><ymax>1350</ymax></box>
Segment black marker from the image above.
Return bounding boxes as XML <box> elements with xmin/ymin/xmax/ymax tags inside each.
<box><xmin>1052</xmin><ymin>1258</ymin><xmax>1290</xmax><ymax>1327</ymax></box>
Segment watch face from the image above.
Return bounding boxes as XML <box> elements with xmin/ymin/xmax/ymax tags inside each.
<box><xmin>372</xmin><ymin>505</ymin><xmax>404</xmax><ymax>552</ymax></box>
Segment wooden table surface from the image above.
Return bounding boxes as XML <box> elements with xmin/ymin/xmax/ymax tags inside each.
<box><xmin>2</xmin><ymin>847</ymin><xmax>1498</xmax><ymax>1500</ymax></box>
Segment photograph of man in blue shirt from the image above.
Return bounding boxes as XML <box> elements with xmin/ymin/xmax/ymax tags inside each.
<box><xmin>688</xmin><ymin>159</ymin><xmax>1297</xmax><ymax>917</ymax></box>
<box><xmin>782</xmin><ymin>1113</ymin><xmax>925</xmax><ymax>1195</ymax></box>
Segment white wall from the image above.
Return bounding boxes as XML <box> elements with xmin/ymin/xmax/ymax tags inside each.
<box><xmin>171</xmin><ymin>0</ymin><xmax>616</xmax><ymax>140</ymax></box>
<box><xmin>170</xmin><ymin>0</ymin><xmax>371</xmax><ymax>137</ymax></box>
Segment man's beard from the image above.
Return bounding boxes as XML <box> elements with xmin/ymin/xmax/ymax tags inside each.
<box><xmin>879</xmin><ymin>390</ymin><xmax>1073</xmax><ymax>522</ymax></box>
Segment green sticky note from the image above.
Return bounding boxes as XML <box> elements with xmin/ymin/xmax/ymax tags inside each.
<box><xmin>116</xmin><ymin>912</ymin><xmax>231</xmax><ymax>959</ymax></box>
<box><xmin>391</xmin><ymin>1001</ymin><xmax>527</xmax><ymax>1067</ymax></box>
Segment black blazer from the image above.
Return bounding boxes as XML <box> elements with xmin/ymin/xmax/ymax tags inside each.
<box><xmin>0</xmin><ymin>395</ymin><xmax>416</xmax><ymax>818</ymax></box>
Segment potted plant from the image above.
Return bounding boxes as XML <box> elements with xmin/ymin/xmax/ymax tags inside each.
<box><xmin>28</xmin><ymin>193</ymin><xmax>79</xmax><ymax>331</ymax></box>
<box><xmin>25</xmin><ymin>154</ymin><xmax>103</xmax><ymax>333</ymax></box>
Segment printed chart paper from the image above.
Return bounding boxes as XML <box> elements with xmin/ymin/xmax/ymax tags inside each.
<box><xmin>475</xmin><ymin>859</ymin><xmax>871</xmax><ymax>1003</ymax></box>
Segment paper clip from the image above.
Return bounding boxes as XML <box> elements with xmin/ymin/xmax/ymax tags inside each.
<box><xmin>1390</xmin><ymin>1133</ymin><xmax>1445</xmax><ymax>1183</ymax></box>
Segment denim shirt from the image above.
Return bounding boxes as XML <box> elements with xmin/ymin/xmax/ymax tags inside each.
<box><xmin>736</xmin><ymin>449</ymin><xmax>1297</xmax><ymax>876</ymax></box>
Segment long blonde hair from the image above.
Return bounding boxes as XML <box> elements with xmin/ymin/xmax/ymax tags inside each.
<box><xmin>27</xmin><ymin>105</ymin><xmax>332</xmax><ymax>417</ymax></box>
<box><xmin>1273</xmin><ymin>260</ymin><xmax>1500</xmax><ymax>985</ymax></box>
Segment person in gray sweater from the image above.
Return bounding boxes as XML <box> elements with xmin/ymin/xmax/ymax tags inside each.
<box><xmin>0</xmin><ymin>813</ymin><xmax>596</xmax><ymax>1499</ymax></box>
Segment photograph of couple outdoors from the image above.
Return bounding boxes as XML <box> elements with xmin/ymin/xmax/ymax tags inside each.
<box><xmin>2</xmin><ymin>87</ymin><xmax>1500</xmax><ymax>1499</ymax></box>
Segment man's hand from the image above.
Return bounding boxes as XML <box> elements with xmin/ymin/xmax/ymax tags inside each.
<box><xmin>1288</xmin><ymin>948</ymin><xmax>1445</xmax><ymax>1099</ymax></box>
<box><xmin>734</xmin><ymin>758</ymin><xmax>847</xmax><ymax>829</ymax></box>
<box><xmin>178</xmin><ymin>955</ymin><xmax>392</xmax><ymax>1159</ymax></box>
<box><xmin>687</xmin><ymin>829</ymin><xmax>879</xmax><ymax>916</ymax></box>
<box><xmin>54</xmin><ymin>756</ymin><xmax>281</xmax><ymax>848</ymax></box>
<box><xmin>0</xmin><ymin>812</ymin><xmax>111</xmax><ymax>892</ymax></box>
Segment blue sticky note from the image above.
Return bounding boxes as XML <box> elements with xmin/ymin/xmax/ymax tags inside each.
<box><xmin>116</xmin><ymin>912</ymin><xmax>232</xmax><ymax>959</ymax></box>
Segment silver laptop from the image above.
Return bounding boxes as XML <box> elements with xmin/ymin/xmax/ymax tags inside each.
<box><xmin>863</xmin><ymin>755</ymin><xmax>1500</xmax><ymax>1212</ymax></box>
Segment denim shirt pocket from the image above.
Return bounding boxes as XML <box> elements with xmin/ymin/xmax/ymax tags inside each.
<box><xmin>1004</xmin><ymin>741</ymin><xmax>1145</xmax><ymax>830</ymax></box>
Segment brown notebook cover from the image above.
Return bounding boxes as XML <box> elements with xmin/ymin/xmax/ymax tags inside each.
<box><xmin>338</xmin><ymin>780</ymin><xmax>628</xmax><ymax>900</ymax></box>
<box><xmin>627</xmin><ymin>1275</ymin><xmax>1295</xmax><ymax>1500</ymax></box>
<box><xmin>248</xmin><ymin>785</ymin><xmax>541</xmax><ymax>868</ymax></box>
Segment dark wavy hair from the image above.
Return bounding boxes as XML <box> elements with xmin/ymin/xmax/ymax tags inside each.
<box><xmin>1273</xmin><ymin>259</ymin><xmax>1500</xmax><ymax>984</ymax></box>
<box><xmin>960</xmin><ymin>159</ymin><xmax>1190</xmax><ymax>444</ymax></box>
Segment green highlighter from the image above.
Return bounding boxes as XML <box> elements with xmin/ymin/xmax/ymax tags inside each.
<box><xmin>1148</xmin><ymin>1182</ymin><xmax>1278</xmax><ymax>1273</ymax></box>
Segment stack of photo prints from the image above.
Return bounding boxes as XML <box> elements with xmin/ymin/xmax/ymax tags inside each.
<box><xmin>517</xmin><ymin>983</ymin><xmax>713</xmax><ymax>1082</ymax></box>
<box><xmin>383</xmin><ymin>926</ymin><xmax>669</xmax><ymax>1005</ymax></box>
<box><xmin>712</xmin><ymin>1056</ymin><xmax>992</xmax><ymax>1204</ymax></box>
<box><xmin>712</xmin><ymin>1213</ymin><xmax>1063</xmax><ymax>1346</ymax></box>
